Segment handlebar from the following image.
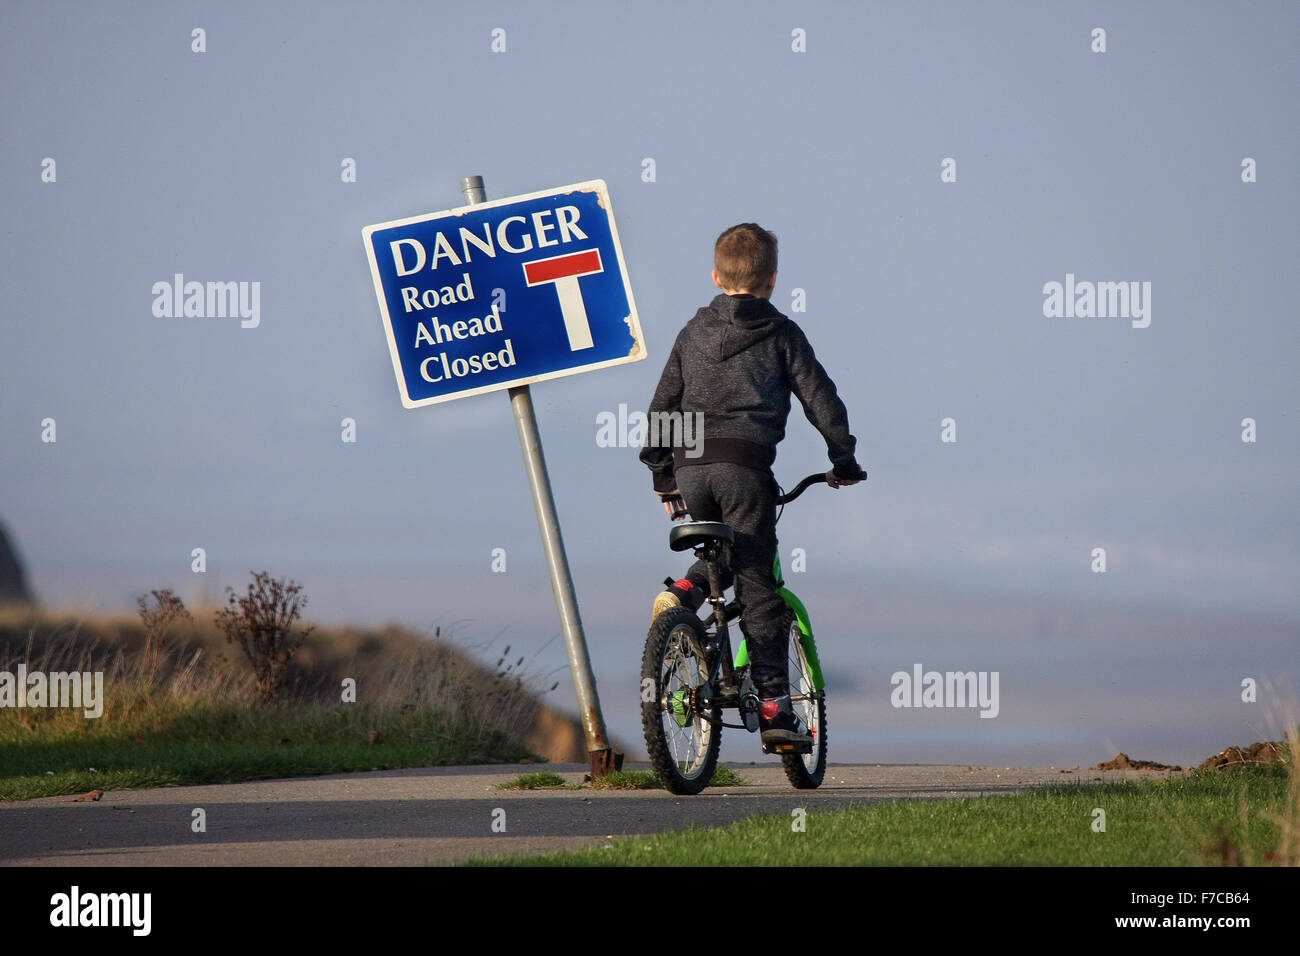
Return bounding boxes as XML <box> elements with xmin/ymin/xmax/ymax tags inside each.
<box><xmin>776</xmin><ymin>473</ymin><xmax>828</xmax><ymax>505</ymax></box>
<box><xmin>663</xmin><ymin>468</ymin><xmax>865</xmax><ymax>520</ymax></box>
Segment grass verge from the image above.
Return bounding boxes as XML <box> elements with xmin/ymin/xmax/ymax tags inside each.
<box><xmin>497</xmin><ymin>771</ymin><xmax>571</xmax><ymax>790</ymax></box>
<box><xmin>1</xmin><ymin>696</ymin><xmax>533</xmax><ymax>801</ymax></box>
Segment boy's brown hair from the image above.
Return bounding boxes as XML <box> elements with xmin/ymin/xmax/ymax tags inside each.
<box><xmin>714</xmin><ymin>223</ymin><xmax>778</xmax><ymax>293</ymax></box>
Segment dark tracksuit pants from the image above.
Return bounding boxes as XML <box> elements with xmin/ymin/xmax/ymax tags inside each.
<box><xmin>673</xmin><ymin>461</ymin><xmax>789</xmax><ymax>699</ymax></box>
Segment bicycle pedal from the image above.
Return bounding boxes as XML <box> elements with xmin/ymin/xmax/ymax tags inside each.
<box><xmin>763</xmin><ymin>740</ymin><xmax>814</xmax><ymax>756</ymax></box>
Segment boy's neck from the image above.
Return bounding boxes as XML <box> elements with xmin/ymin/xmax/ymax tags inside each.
<box><xmin>712</xmin><ymin>268</ymin><xmax>776</xmax><ymax>299</ymax></box>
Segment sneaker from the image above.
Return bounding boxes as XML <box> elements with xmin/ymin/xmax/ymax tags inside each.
<box><xmin>759</xmin><ymin>695</ymin><xmax>813</xmax><ymax>753</ymax></box>
<box><xmin>651</xmin><ymin>579</ymin><xmax>702</xmax><ymax>624</ymax></box>
<box><xmin>651</xmin><ymin>589</ymin><xmax>681</xmax><ymax>623</ymax></box>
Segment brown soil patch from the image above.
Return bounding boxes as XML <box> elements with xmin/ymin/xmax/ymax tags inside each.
<box><xmin>1093</xmin><ymin>752</ymin><xmax>1182</xmax><ymax>771</ymax></box>
<box><xmin>1195</xmin><ymin>740</ymin><xmax>1290</xmax><ymax>771</ymax></box>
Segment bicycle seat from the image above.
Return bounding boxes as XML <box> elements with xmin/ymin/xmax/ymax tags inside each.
<box><xmin>669</xmin><ymin>521</ymin><xmax>734</xmax><ymax>552</ymax></box>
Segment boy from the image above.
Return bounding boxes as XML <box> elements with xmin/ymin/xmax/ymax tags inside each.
<box><xmin>639</xmin><ymin>223</ymin><xmax>866</xmax><ymax>751</ymax></box>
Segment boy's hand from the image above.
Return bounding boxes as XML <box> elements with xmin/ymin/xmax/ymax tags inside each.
<box><xmin>826</xmin><ymin>468</ymin><xmax>864</xmax><ymax>489</ymax></box>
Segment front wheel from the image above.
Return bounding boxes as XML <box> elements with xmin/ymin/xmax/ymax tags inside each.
<box><xmin>642</xmin><ymin>606</ymin><xmax>721</xmax><ymax>795</ymax></box>
<box><xmin>782</xmin><ymin>618</ymin><xmax>827</xmax><ymax>789</ymax></box>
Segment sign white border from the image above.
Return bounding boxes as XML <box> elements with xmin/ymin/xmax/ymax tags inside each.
<box><xmin>362</xmin><ymin>179</ymin><xmax>646</xmax><ymax>409</ymax></box>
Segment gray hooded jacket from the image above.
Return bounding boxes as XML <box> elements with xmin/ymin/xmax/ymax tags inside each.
<box><xmin>639</xmin><ymin>293</ymin><xmax>862</xmax><ymax>492</ymax></box>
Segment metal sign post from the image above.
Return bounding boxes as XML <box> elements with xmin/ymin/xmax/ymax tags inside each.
<box><xmin>460</xmin><ymin>176</ymin><xmax>619</xmax><ymax>777</ymax></box>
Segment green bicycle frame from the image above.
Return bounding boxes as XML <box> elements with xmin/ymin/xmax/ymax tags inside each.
<box><xmin>732</xmin><ymin>552</ymin><xmax>826</xmax><ymax>691</ymax></box>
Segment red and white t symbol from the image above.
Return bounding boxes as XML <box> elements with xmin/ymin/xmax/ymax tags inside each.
<box><xmin>522</xmin><ymin>248</ymin><xmax>604</xmax><ymax>351</ymax></box>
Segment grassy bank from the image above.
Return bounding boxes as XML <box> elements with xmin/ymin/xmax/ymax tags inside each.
<box><xmin>474</xmin><ymin>760</ymin><xmax>1296</xmax><ymax>866</ymax></box>
<box><xmin>0</xmin><ymin>606</ymin><xmax>554</xmax><ymax>801</ymax></box>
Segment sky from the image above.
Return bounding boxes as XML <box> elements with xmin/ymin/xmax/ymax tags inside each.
<box><xmin>2</xmin><ymin>0</ymin><xmax>1297</xmax><ymax>767</ymax></box>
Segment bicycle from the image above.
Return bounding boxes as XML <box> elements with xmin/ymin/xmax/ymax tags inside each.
<box><xmin>641</xmin><ymin>473</ymin><xmax>835</xmax><ymax>795</ymax></box>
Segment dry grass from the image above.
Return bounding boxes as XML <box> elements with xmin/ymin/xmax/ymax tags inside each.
<box><xmin>0</xmin><ymin>603</ymin><xmax>569</xmax><ymax>799</ymax></box>
<box><xmin>0</xmin><ymin>603</ymin><xmax>555</xmax><ymax>716</ymax></box>
<box><xmin>1272</xmin><ymin>725</ymin><xmax>1299</xmax><ymax>865</ymax></box>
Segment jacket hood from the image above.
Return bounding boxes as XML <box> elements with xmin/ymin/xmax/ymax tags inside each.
<box><xmin>697</xmin><ymin>293</ymin><xmax>787</xmax><ymax>360</ymax></box>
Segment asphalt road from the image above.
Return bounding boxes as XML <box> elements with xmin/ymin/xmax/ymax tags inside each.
<box><xmin>0</xmin><ymin>762</ymin><xmax>1176</xmax><ymax>866</ymax></box>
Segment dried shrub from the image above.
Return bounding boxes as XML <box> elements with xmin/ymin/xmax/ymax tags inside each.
<box><xmin>214</xmin><ymin>572</ymin><xmax>314</xmax><ymax>702</ymax></box>
<box><xmin>136</xmin><ymin>589</ymin><xmax>191</xmax><ymax>686</ymax></box>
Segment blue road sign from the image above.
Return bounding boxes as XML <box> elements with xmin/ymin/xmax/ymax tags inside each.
<box><xmin>362</xmin><ymin>180</ymin><xmax>645</xmax><ymax>408</ymax></box>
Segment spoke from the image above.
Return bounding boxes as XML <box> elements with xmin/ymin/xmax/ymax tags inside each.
<box><xmin>785</xmin><ymin>630</ymin><xmax>821</xmax><ymax>771</ymax></box>
<box><xmin>660</xmin><ymin>625</ymin><xmax>711</xmax><ymax>776</ymax></box>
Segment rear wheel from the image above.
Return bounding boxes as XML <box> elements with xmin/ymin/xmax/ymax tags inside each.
<box><xmin>641</xmin><ymin>607</ymin><xmax>721</xmax><ymax>795</ymax></box>
<box><xmin>781</xmin><ymin>618</ymin><xmax>827</xmax><ymax>789</ymax></box>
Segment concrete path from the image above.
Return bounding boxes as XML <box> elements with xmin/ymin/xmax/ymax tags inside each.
<box><xmin>0</xmin><ymin>762</ymin><xmax>1174</xmax><ymax>866</ymax></box>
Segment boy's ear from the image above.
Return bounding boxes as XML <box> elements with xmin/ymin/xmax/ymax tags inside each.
<box><xmin>712</xmin><ymin>269</ymin><xmax>724</xmax><ymax>290</ymax></box>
